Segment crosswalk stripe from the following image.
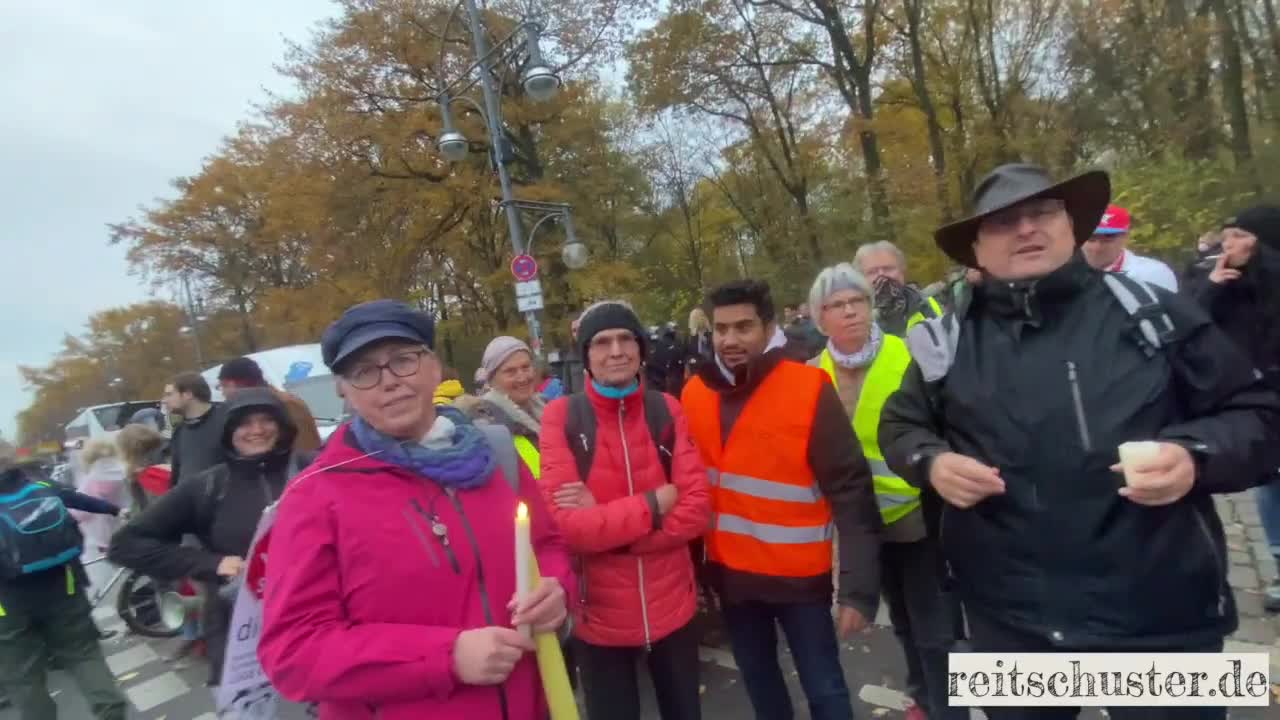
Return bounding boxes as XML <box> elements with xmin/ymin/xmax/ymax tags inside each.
<box><xmin>106</xmin><ymin>644</ymin><xmax>160</xmax><ymax>676</ymax></box>
<box><xmin>125</xmin><ymin>672</ymin><xmax>191</xmax><ymax>712</ymax></box>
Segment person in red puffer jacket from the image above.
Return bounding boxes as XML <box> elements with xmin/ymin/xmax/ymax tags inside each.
<box><xmin>539</xmin><ymin>300</ymin><xmax>712</xmax><ymax>720</ymax></box>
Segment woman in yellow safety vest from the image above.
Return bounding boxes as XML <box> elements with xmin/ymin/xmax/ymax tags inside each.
<box><xmin>806</xmin><ymin>263</ymin><xmax>967</xmax><ymax>720</ymax></box>
<box><xmin>459</xmin><ymin>336</ymin><xmax>546</xmax><ymax>478</ymax></box>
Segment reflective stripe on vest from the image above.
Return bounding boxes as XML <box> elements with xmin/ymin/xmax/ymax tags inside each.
<box><xmin>513</xmin><ymin>435</ymin><xmax>541</xmax><ymax>480</ymax></box>
<box><xmin>682</xmin><ymin>362</ymin><xmax>833</xmax><ymax>579</ymax></box>
<box><xmin>820</xmin><ymin>336</ymin><xmax>921</xmax><ymax>525</ymax></box>
<box><xmin>715</xmin><ymin>513</ymin><xmax>833</xmax><ymax>544</ymax></box>
<box><xmin>906</xmin><ymin>296</ymin><xmax>944</xmax><ymax>331</ymax></box>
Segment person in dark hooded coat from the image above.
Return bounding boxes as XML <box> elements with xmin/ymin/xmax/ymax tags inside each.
<box><xmin>110</xmin><ymin>388</ymin><xmax>311</xmax><ymax>685</ymax></box>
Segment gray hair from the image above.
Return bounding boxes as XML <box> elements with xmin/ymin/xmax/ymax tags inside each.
<box><xmin>808</xmin><ymin>263</ymin><xmax>873</xmax><ymax>332</ymax></box>
<box><xmin>854</xmin><ymin>241</ymin><xmax>907</xmax><ymax>272</ymax></box>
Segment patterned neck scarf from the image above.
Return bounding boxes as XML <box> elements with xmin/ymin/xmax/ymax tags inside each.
<box><xmin>826</xmin><ymin>323</ymin><xmax>884</xmax><ymax>369</ymax></box>
<box><xmin>349</xmin><ymin>406</ymin><xmax>495</xmax><ymax>489</ymax></box>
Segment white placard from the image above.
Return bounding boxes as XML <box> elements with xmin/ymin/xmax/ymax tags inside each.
<box><xmin>517</xmin><ymin>293</ymin><xmax>545</xmax><ymax>312</ymax></box>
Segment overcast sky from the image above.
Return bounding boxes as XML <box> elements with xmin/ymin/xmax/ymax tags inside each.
<box><xmin>0</xmin><ymin>1</ymin><xmax>338</xmax><ymax>440</ymax></box>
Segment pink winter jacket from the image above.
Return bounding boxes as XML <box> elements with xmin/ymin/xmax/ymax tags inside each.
<box><xmin>538</xmin><ymin>383</ymin><xmax>712</xmax><ymax>647</ymax></box>
<box><xmin>257</xmin><ymin>425</ymin><xmax>575</xmax><ymax>720</ymax></box>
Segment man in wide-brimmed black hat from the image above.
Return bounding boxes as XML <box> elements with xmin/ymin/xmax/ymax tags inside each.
<box><xmin>879</xmin><ymin>163</ymin><xmax>1280</xmax><ymax>718</ymax></box>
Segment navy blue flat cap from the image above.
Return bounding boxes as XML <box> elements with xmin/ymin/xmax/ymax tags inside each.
<box><xmin>321</xmin><ymin>300</ymin><xmax>435</xmax><ymax>371</ymax></box>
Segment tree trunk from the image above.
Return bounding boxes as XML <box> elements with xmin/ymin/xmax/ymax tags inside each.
<box><xmin>794</xmin><ymin>187</ymin><xmax>825</xmax><ymax>267</ymax></box>
<box><xmin>436</xmin><ymin>283</ymin><xmax>455</xmax><ymax>366</ymax></box>
<box><xmin>1165</xmin><ymin>0</ymin><xmax>1215</xmax><ymax>158</ymax></box>
<box><xmin>903</xmin><ymin>0</ymin><xmax>953</xmax><ymax>220</ymax></box>
<box><xmin>234</xmin><ymin>291</ymin><xmax>258</xmax><ymax>353</ymax></box>
<box><xmin>808</xmin><ymin>0</ymin><xmax>892</xmax><ymax>239</ymax></box>
<box><xmin>1210</xmin><ymin>0</ymin><xmax>1253</xmax><ymax>165</ymax></box>
<box><xmin>1233</xmin><ymin>0</ymin><xmax>1275</xmax><ymax>121</ymax></box>
<box><xmin>1261</xmin><ymin>0</ymin><xmax>1280</xmax><ymax>67</ymax></box>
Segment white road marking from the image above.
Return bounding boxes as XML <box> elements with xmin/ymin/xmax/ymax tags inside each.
<box><xmin>125</xmin><ymin>672</ymin><xmax>192</xmax><ymax>712</ymax></box>
<box><xmin>105</xmin><ymin>643</ymin><xmax>160</xmax><ymax>676</ymax></box>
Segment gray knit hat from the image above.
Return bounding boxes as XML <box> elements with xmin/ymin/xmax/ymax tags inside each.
<box><xmin>481</xmin><ymin>336</ymin><xmax>533</xmax><ymax>379</ymax></box>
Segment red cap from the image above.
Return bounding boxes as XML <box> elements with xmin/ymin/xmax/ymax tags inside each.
<box><xmin>1095</xmin><ymin>205</ymin><xmax>1131</xmax><ymax>235</ymax></box>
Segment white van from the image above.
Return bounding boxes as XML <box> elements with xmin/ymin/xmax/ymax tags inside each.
<box><xmin>63</xmin><ymin>400</ymin><xmax>163</xmax><ymax>449</ymax></box>
<box><xmin>202</xmin><ymin>344</ymin><xmax>345</xmax><ymax>440</ymax></box>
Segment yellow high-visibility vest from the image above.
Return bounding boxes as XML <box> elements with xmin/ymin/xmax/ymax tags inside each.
<box><xmin>819</xmin><ymin>336</ymin><xmax>921</xmax><ymax>525</ymax></box>
<box><xmin>514</xmin><ymin>435</ymin><xmax>541</xmax><ymax>479</ymax></box>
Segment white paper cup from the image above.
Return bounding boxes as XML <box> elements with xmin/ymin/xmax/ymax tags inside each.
<box><xmin>1118</xmin><ymin>441</ymin><xmax>1160</xmax><ymax>485</ymax></box>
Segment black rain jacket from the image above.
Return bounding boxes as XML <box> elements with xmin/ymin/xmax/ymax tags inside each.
<box><xmin>880</xmin><ymin>255</ymin><xmax>1280</xmax><ymax>649</ymax></box>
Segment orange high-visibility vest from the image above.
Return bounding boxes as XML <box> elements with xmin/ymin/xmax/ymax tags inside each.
<box><xmin>681</xmin><ymin>361</ymin><xmax>833</xmax><ymax>578</ymax></box>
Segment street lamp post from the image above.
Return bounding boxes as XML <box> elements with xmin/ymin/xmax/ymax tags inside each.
<box><xmin>438</xmin><ymin>0</ymin><xmax>584</xmax><ymax>357</ymax></box>
<box><xmin>179</xmin><ymin>274</ymin><xmax>207</xmax><ymax>367</ymax></box>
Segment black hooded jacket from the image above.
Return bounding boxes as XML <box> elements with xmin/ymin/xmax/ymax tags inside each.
<box><xmin>1184</xmin><ymin>244</ymin><xmax>1280</xmax><ymax>389</ymax></box>
<box><xmin>109</xmin><ymin>388</ymin><xmax>305</xmax><ymax>583</ymax></box>
<box><xmin>880</xmin><ymin>255</ymin><xmax>1280</xmax><ymax>649</ymax></box>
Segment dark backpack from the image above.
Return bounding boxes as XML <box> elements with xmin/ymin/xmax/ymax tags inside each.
<box><xmin>563</xmin><ymin>391</ymin><xmax>675</xmax><ymax>483</ymax></box>
<box><xmin>0</xmin><ymin>480</ymin><xmax>84</xmax><ymax>579</ymax></box>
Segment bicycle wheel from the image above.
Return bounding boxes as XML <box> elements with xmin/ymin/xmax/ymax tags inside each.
<box><xmin>117</xmin><ymin>570</ymin><xmax>184</xmax><ymax>639</ymax></box>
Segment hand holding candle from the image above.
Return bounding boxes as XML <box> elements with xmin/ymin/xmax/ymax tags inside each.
<box><xmin>514</xmin><ymin>502</ymin><xmax>532</xmax><ymax>639</ymax></box>
<box><xmin>1113</xmin><ymin>441</ymin><xmax>1196</xmax><ymax>506</ymax></box>
<box><xmin>511</xmin><ymin>500</ymin><xmax>578</xmax><ymax>720</ymax></box>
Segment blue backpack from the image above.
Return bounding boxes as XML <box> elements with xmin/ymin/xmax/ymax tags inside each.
<box><xmin>0</xmin><ymin>480</ymin><xmax>84</xmax><ymax>579</ymax></box>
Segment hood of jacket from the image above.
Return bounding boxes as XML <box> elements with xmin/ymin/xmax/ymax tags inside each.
<box><xmin>221</xmin><ymin>387</ymin><xmax>296</xmax><ymax>469</ymax></box>
<box><xmin>432</xmin><ymin>379</ymin><xmax>465</xmax><ymax>404</ymax></box>
<box><xmin>469</xmin><ymin>390</ymin><xmax>543</xmax><ymax>440</ymax></box>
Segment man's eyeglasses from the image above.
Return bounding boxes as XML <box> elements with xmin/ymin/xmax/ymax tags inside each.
<box><xmin>344</xmin><ymin>349</ymin><xmax>431</xmax><ymax>390</ymax></box>
<box><xmin>980</xmin><ymin>199</ymin><xmax>1066</xmax><ymax>233</ymax></box>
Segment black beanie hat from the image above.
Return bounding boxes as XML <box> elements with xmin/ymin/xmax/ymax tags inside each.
<box><xmin>1224</xmin><ymin>204</ymin><xmax>1280</xmax><ymax>251</ymax></box>
<box><xmin>577</xmin><ymin>301</ymin><xmax>648</xmax><ymax>374</ymax></box>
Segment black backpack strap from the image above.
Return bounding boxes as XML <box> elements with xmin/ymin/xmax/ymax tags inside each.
<box><xmin>1102</xmin><ymin>273</ymin><xmax>1176</xmax><ymax>357</ymax></box>
<box><xmin>564</xmin><ymin>393</ymin><xmax>597</xmax><ymax>483</ymax></box>
<box><xmin>643</xmin><ymin>391</ymin><xmax>676</xmax><ymax>482</ymax></box>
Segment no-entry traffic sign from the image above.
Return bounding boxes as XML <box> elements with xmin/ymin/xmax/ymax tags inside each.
<box><xmin>511</xmin><ymin>254</ymin><xmax>539</xmax><ymax>282</ymax></box>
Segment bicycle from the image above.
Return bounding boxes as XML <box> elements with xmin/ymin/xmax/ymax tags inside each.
<box><xmin>83</xmin><ymin>556</ymin><xmax>184</xmax><ymax>639</ymax></box>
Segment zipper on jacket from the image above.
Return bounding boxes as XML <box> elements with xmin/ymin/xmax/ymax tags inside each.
<box><xmin>619</xmin><ymin>403</ymin><xmax>654</xmax><ymax>651</ymax></box>
<box><xmin>402</xmin><ymin>507</ymin><xmax>440</xmax><ymax>568</ymax></box>
<box><xmin>1066</xmin><ymin>361</ymin><xmax>1093</xmax><ymax>453</ymax></box>
<box><xmin>444</xmin><ymin>488</ymin><xmax>511</xmax><ymax>720</ymax></box>
<box><xmin>411</xmin><ymin>500</ymin><xmax>460</xmax><ymax>574</ymax></box>
<box><xmin>1193</xmin><ymin>509</ymin><xmax>1227</xmax><ymax>617</ymax></box>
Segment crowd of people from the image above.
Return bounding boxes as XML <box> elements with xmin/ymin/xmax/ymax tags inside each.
<box><xmin>1</xmin><ymin>161</ymin><xmax>1278</xmax><ymax>720</ymax></box>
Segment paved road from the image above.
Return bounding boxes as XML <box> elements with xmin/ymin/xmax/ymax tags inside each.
<box><xmin>7</xmin><ymin>490</ymin><xmax>1279</xmax><ymax>718</ymax></box>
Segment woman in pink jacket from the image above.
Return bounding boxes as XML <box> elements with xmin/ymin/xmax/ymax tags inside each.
<box><xmin>540</xmin><ymin>301</ymin><xmax>712</xmax><ymax>720</ymax></box>
<box><xmin>257</xmin><ymin>300</ymin><xmax>574</xmax><ymax>720</ymax></box>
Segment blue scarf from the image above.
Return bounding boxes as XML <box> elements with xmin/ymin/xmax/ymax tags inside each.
<box><xmin>592</xmin><ymin>379</ymin><xmax>639</xmax><ymax>399</ymax></box>
<box><xmin>350</xmin><ymin>406</ymin><xmax>495</xmax><ymax>489</ymax></box>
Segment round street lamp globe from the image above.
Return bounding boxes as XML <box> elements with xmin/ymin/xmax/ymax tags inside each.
<box><xmin>522</xmin><ymin>66</ymin><xmax>561</xmax><ymax>103</ymax></box>
<box><xmin>562</xmin><ymin>241</ymin><xmax>589</xmax><ymax>270</ymax></box>
<box><xmin>438</xmin><ymin>131</ymin><xmax>469</xmax><ymax>162</ymax></box>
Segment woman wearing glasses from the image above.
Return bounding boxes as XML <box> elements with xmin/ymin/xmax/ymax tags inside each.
<box><xmin>807</xmin><ymin>263</ymin><xmax>966</xmax><ymax>720</ymax></box>
<box><xmin>257</xmin><ymin>300</ymin><xmax>574</xmax><ymax>720</ymax></box>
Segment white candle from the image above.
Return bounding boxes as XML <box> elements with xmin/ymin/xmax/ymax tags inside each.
<box><xmin>515</xmin><ymin>502</ymin><xmax>532</xmax><ymax>639</ymax></box>
<box><xmin>1118</xmin><ymin>441</ymin><xmax>1160</xmax><ymax>485</ymax></box>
